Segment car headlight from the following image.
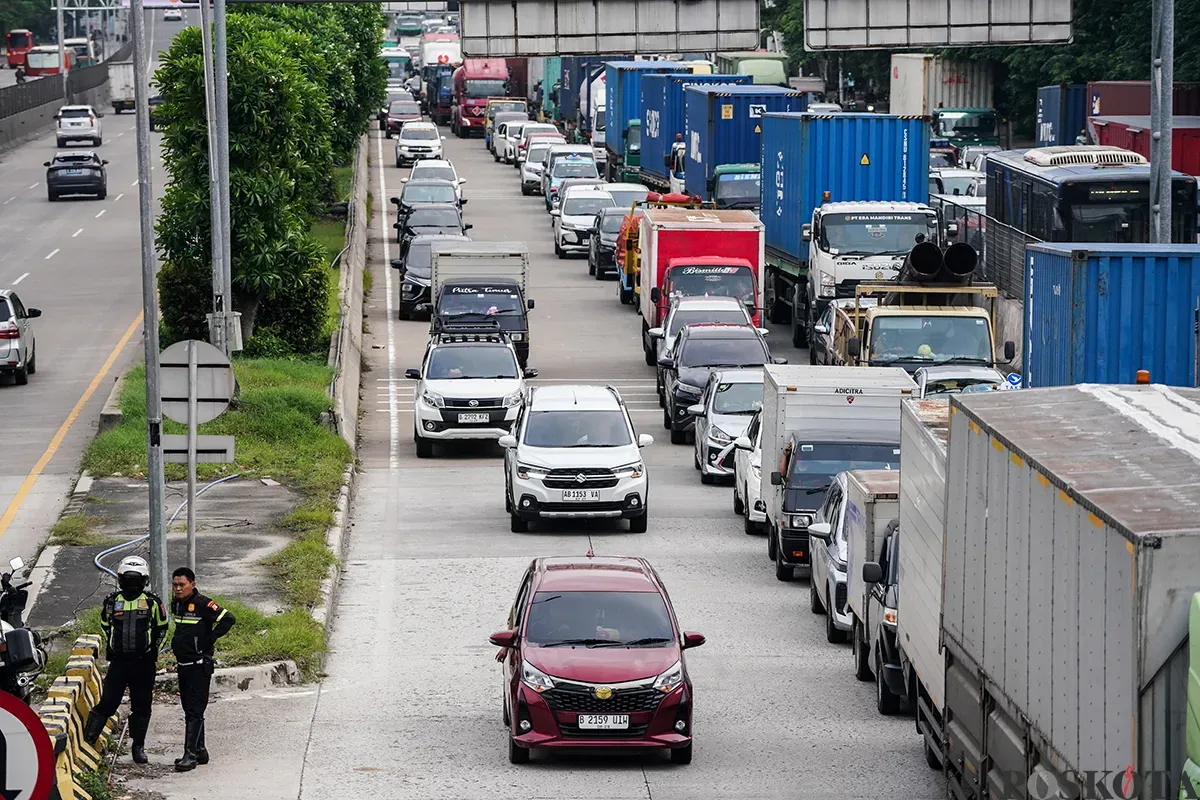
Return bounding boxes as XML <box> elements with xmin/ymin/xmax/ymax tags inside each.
<box><xmin>675</xmin><ymin>383</ymin><xmax>702</xmax><ymax>398</ymax></box>
<box><xmin>884</xmin><ymin>608</ymin><xmax>898</xmax><ymax>627</ymax></box>
<box><xmin>420</xmin><ymin>389</ymin><xmax>444</xmax><ymax>408</ymax></box>
<box><xmin>819</xmin><ymin>272</ymin><xmax>835</xmax><ymax>298</ymax></box>
<box><xmin>709</xmin><ymin>427</ymin><xmax>731</xmax><ymax>444</ymax></box>
<box><xmin>508</xmin><ymin>332</ymin><xmax>524</xmax><ymax>342</ymax></box>
<box><xmin>521</xmin><ymin>661</ymin><xmax>555</xmax><ymax>693</ymax></box>
<box><xmin>502</xmin><ymin>390</ymin><xmax>523</xmax><ymax>408</ymax></box>
<box><xmin>400</xmin><ymin>145</ymin><xmax>410</xmax><ymax>151</ymax></box>
<box><xmin>652</xmin><ymin>660</ymin><xmax>684</xmax><ymax>694</ymax></box>
<box><xmin>612</xmin><ymin>461</ymin><xmax>644</xmax><ymax>479</ymax></box>
<box><xmin>790</xmin><ymin>513</ymin><xmax>813</xmax><ymax>528</ymax></box>
<box><xmin>517</xmin><ymin>463</ymin><xmax>551</xmax><ymax>480</ymax></box>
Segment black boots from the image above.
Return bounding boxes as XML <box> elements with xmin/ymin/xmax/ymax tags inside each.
<box><xmin>82</xmin><ymin>710</ymin><xmax>106</xmax><ymax>746</ymax></box>
<box><xmin>174</xmin><ymin>719</ymin><xmax>202</xmax><ymax>772</ymax></box>
<box><xmin>128</xmin><ymin>712</ymin><xmax>150</xmax><ymax>765</ymax></box>
<box><xmin>197</xmin><ymin>722</ymin><xmax>209</xmax><ymax>765</ymax></box>
<box><xmin>131</xmin><ymin>743</ymin><xmax>148</xmax><ymax>764</ymax></box>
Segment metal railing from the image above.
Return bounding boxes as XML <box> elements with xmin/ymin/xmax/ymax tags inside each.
<box><xmin>935</xmin><ymin>197</ymin><xmax>1043</xmax><ymax>301</ymax></box>
<box><xmin>0</xmin><ymin>39</ymin><xmax>134</xmax><ymax>121</ymax></box>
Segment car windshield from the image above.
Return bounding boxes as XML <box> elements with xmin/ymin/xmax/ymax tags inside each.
<box><xmin>818</xmin><ymin>212</ymin><xmax>931</xmax><ymax>255</ymax></box>
<box><xmin>679</xmin><ymin>336</ymin><xmax>766</xmax><ymax>368</ymax></box>
<box><xmin>594</xmin><ymin>108</ymin><xmax>606</xmax><ymax>130</ymax></box>
<box><xmin>390</xmin><ymin>101</ymin><xmax>420</xmax><ymax>115</ymax></box>
<box><xmin>552</xmin><ymin>159</ymin><xmax>597</xmax><ymax>179</ymax></box>
<box><xmin>929</xmin><ymin>152</ymin><xmax>955</xmax><ymax>168</ymax></box>
<box><xmin>506</xmin><ymin>124</ymin><xmax>528</xmax><ymax>139</ymax></box>
<box><xmin>715</xmin><ymin>173</ymin><xmax>760</xmax><ymax>206</ymax></box>
<box><xmin>437</xmin><ymin>287</ymin><xmax>523</xmax><ymax>317</ymax></box>
<box><xmin>402</xmin><ymin>128</ymin><xmax>440</xmax><ymax>141</ymax></box>
<box><xmin>522</xmin><ymin>410</ymin><xmax>632</xmax><ymax>448</ymax></box>
<box><xmin>426</xmin><ymin>345</ymin><xmax>518</xmax><ymax>379</ymax></box>
<box><xmin>668</xmin><ymin>266</ymin><xmax>755</xmax><ymax>305</ymax></box>
<box><xmin>562</xmin><ymin>195</ymin><xmax>614</xmax><ymax>216</ymax></box>
<box><xmin>404</xmin><ymin>184</ymin><xmax>456</xmax><ymax>204</ymax></box>
<box><xmin>524</xmin><ymin>591</ymin><xmax>674</xmax><ymax>647</ymax></box>
<box><xmin>527</xmin><ymin>147</ymin><xmax>551</xmax><ymax>164</ymax></box>
<box><xmin>712</xmin><ymin>381</ymin><xmax>763</xmax><ymax>414</ymax></box>
<box><xmin>412</xmin><ymin>166</ymin><xmax>456</xmax><ymax>182</ymax></box>
<box><xmin>627</xmin><ymin>125</ymin><xmax>641</xmax><ymax>151</ymax></box>
<box><xmin>599</xmin><ymin>214</ymin><xmax>625</xmax><ymax>234</ymax></box>
<box><xmin>407</xmin><ymin>208</ymin><xmax>461</xmax><ymax>227</ymax></box>
<box><xmin>788</xmin><ymin>443</ymin><xmax>900</xmax><ymax>489</ymax></box>
<box><xmin>667</xmin><ymin>309</ymin><xmax>747</xmax><ymax>336</ymax></box>
<box><xmin>60</xmin><ymin>108</ymin><xmax>92</xmax><ymax>118</ymax></box>
<box><xmin>924</xmin><ymin>377</ymin><xmax>1002</xmax><ymax>395</ymax></box>
<box><xmin>937</xmin><ymin>111</ymin><xmax>997</xmax><ymax>138</ymax></box>
<box><xmin>870</xmin><ymin>316</ymin><xmax>993</xmax><ymax>364</ymax></box>
<box><xmin>606</xmin><ymin>188</ymin><xmax>648</xmax><ymax>207</ymax></box>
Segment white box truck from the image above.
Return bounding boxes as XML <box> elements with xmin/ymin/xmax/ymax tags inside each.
<box><xmin>429</xmin><ymin>241</ymin><xmax>533</xmax><ymax>366</ymax></box>
<box><xmin>842</xmin><ymin>468</ymin><xmax>900</xmax><ymax>683</ymax></box>
<box><xmin>941</xmin><ymin>384</ymin><xmax>1200</xmax><ymax>800</ymax></box>
<box><xmin>758</xmin><ymin>364</ymin><xmax>914</xmax><ymax>581</ymax></box>
<box><xmin>109</xmin><ymin>61</ymin><xmax>136</xmax><ymax>114</ymax></box>
<box><xmin>888</xmin><ymin>54</ymin><xmax>998</xmax><ymax>149</ymax></box>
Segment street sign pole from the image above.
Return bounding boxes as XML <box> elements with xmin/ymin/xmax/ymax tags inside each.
<box><xmin>1150</xmin><ymin>0</ymin><xmax>1175</xmax><ymax>243</ymax></box>
<box><xmin>197</xmin><ymin>0</ymin><xmax>229</xmax><ymax>353</ymax></box>
<box><xmin>187</xmin><ymin>341</ymin><xmax>199</xmax><ymax>572</ymax></box>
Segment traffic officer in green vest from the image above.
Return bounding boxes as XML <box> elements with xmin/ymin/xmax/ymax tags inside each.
<box><xmin>83</xmin><ymin>556</ymin><xmax>170</xmax><ymax>763</ymax></box>
<box><xmin>170</xmin><ymin>566</ymin><xmax>235</xmax><ymax>772</ymax></box>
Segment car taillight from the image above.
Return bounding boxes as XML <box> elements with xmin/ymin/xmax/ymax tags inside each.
<box><xmin>89</xmin><ymin>115</ymin><xmax>96</xmax><ymax>125</ymax></box>
<box><xmin>0</xmin><ymin>323</ymin><xmax>19</xmax><ymax>339</ymax></box>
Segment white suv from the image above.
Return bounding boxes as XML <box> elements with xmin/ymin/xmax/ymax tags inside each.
<box><xmin>56</xmin><ymin>105</ymin><xmax>102</xmax><ymax>147</ymax></box>
<box><xmin>394</xmin><ymin>121</ymin><xmax>443</xmax><ymax>167</ymax></box>
<box><xmin>551</xmin><ymin>185</ymin><xmax>614</xmax><ymax>258</ymax></box>
<box><xmin>0</xmin><ymin>290</ymin><xmax>40</xmax><ymax>386</ymax></box>
<box><xmin>405</xmin><ymin>325</ymin><xmax>535</xmax><ymax>458</ymax></box>
<box><xmin>498</xmin><ymin>385</ymin><xmax>653</xmax><ymax>533</ymax></box>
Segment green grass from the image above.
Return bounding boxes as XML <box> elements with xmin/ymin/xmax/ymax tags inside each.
<box><xmin>333</xmin><ymin>166</ymin><xmax>353</xmax><ymax>201</ymax></box>
<box><xmin>48</xmin><ymin>515</ymin><xmax>121</xmax><ymax>547</ymax></box>
<box><xmin>311</xmin><ymin>217</ymin><xmax>347</xmax><ymax>266</ymax></box>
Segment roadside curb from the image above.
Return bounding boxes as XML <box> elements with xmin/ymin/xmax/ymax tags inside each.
<box><xmin>153</xmin><ymin>659</ymin><xmax>301</xmax><ymax>693</ymax></box>
<box><xmin>97</xmin><ymin>372</ymin><xmax>127</xmax><ymax>434</ymax></box>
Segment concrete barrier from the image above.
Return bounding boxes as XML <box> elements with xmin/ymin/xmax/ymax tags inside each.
<box><xmin>327</xmin><ymin>134</ymin><xmax>367</xmax><ymax>450</ymax></box>
<box><xmin>38</xmin><ymin>634</ymin><xmax>120</xmax><ymax>800</ymax></box>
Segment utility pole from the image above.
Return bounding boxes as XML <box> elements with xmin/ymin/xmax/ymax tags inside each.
<box><xmin>56</xmin><ymin>0</ymin><xmax>67</xmax><ymax>97</ymax></box>
<box><xmin>198</xmin><ymin>0</ymin><xmax>229</xmax><ymax>354</ymax></box>
<box><xmin>1150</xmin><ymin>0</ymin><xmax>1175</xmax><ymax>243</ymax></box>
<box><xmin>129</xmin><ymin>0</ymin><xmax>169</xmax><ymax>599</ymax></box>
<box><xmin>214</xmin><ymin>0</ymin><xmax>236</xmax><ymax>353</ymax></box>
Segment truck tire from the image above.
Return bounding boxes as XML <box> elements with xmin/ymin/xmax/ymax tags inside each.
<box><xmin>924</xmin><ymin>739</ymin><xmax>943</xmax><ymax>771</ymax></box>
<box><xmin>768</xmin><ymin>276</ymin><xmax>790</xmax><ymax>325</ymax></box>
<box><xmin>853</xmin><ymin>622</ymin><xmax>873</xmax><ymax>681</ymax></box>
<box><xmin>767</xmin><ymin>525</ymin><xmax>777</xmax><ymax>561</ymax></box>
<box><xmin>876</xmin><ymin>652</ymin><xmax>901</xmax><ymax>715</ymax></box>
<box><xmin>792</xmin><ymin>318</ymin><xmax>807</xmax><ymax>349</ymax></box>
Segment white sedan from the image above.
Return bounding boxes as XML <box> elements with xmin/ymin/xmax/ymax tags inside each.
<box><xmin>409</xmin><ymin>159</ymin><xmax>465</xmax><ymax>202</ymax></box>
<box><xmin>732</xmin><ymin>409</ymin><xmax>767</xmax><ymax>533</ymax></box>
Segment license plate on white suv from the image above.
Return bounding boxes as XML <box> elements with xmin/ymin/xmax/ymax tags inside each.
<box><xmin>562</xmin><ymin>489</ymin><xmax>601</xmax><ymax>502</ymax></box>
<box><xmin>457</xmin><ymin>413</ymin><xmax>489</xmax><ymax>423</ymax></box>
<box><xmin>577</xmin><ymin>714</ymin><xmax>629</xmax><ymax>730</ymax></box>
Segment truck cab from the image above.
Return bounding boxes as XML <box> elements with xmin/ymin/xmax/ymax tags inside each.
<box><xmin>431</xmin><ymin>281</ymin><xmax>533</xmax><ymax>367</ymax></box>
<box><xmin>619</xmin><ymin>119</ymin><xmax>642</xmax><ymax>183</ymax></box>
<box><xmin>932</xmin><ymin>107</ymin><xmax>999</xmax><ymax>149</ymax></box>
<box><xmin>451</xmin><ymin>60</ymin><xmax>510</xmax><ymax>138</ymax></box>
<box><xmin>711</xmin><ymin>164</ymin><xmax>760</xmax><ymax>211</ymax></box>
<box><xmin>650</xmin><ymin>261</ymin><xmax>761</xmax><ymax>329</ymax></box>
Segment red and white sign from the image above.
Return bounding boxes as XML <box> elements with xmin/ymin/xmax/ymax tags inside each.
<box><xmin>0</xmin><ymin>690</ymin><xmax>54</xmax><ymax>800</ymax></box>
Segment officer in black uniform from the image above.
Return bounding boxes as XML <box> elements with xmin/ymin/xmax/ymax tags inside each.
<box><xmin>170</xmin><ymin>566</ymin><xmax>235</xmax><ymax>772</ymax></box>
<box><xmin>83</xmin><ymin>555</ymin><xmax>169</xmax><ymax>764</ymax></box>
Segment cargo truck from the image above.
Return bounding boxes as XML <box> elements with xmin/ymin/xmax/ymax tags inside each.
<box><xmin>760</xmin><ymin>365</ymin><xmax>913</xmax><ymax>582</ymax></box>
<box><xmin>639</xmin><ymin>72</ymin><xmax>753</xmax><ymax>192</ymax></box>
<box><xmin>940</xmin><ymin>384</ymin><xmax>1200</xmax><ymax>800</ymax></box>
<box><xmin>714</xmin><ymin>51</ymin><xmax>789</xmax><ymax>87</ymax></box>
<box><xmin>684</xmin><ymin>85</ymin><xmax>808</xmax><ymax>202</ymax></box>
<box><xmin>759</xmin><ymin>112</ymin><xmax>934</xmax><ymax>348</ymax></box>
<box><xmin>450</xmin><ymin>59</ymin><xmax>509</xmax><ymax>137</ymax></box>
<box><xmin>888</xmin><ymin>54</ymin><xmax>997</xmax><ymax>149</ymax></box>
<box><xmin>635</xmin><ymin>207</ymin><xmax>765</xmax><ymax>363</ymax></box>
<box><xmin>429</xmin><ymin>241</ymin><xmax>534</xmax><ymax>367</ymax></box>
<box><xmin>109</xmin><ymin>61</ymin><xmax>136</xmax><ymax>114</ymax></box>
<box><xmin>604</xmin><ymin>61</ymin><xmax>688</xmax><ymax>182</ymax></box>
<box><xmin>540</xmin><ymin>56</ymin><xmax>562</xmax><ymax>122</ymax></box>
<box><xmin>1088</xmin><ymin>115</ymin><xmax>1200</xmax><ymax>174</ymax></box>
<box><xmin>1035</xmin><ymin>84</ymin><xmax>1088</xmax><ymax>147</ymax></box>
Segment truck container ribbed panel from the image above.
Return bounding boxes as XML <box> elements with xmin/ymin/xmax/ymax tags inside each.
<box><xmin>604</xmin><ymin>61</ymin><xmax>688</xmax><ymax>161</ymax></box>
<box><xmin>1085</xmin><ymin>80</ymin><xmax>1200</xmax><ymax>117</ymax></box>
<box><xmin>639</xmin><ymin>73</ymin><xmax>753</xmax><ymax>187</ymax></box>
<box><xmin>1035</xmin><ymin>84</ymin><xmax>1087</xmax><ymax>146</ymax></box>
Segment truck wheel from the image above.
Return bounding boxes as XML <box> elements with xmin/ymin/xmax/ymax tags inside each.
<box><xmin>876</xmin><ymin>652</ymin><xmax>901</xmax><ymax>715</ymax></box>
<box><xmin>853</xmin><ymin>622</ymin><xmax>874</xmax><ymax>681</ymax></box>
<box><xmin>768</xmin><ymin>276</ymin><xmax>790</xmax><ymax>324</ymax></box>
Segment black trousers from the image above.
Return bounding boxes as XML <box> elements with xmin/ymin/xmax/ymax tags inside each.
<box><xmin>94</xmin><ymin>658</ymin><xmax>157</xmax><ymax>743</ymax></box>
<box><xmin>177</xmin><ymin>660</ymin><xmax>214</xmax><ymax>726</ymax></box>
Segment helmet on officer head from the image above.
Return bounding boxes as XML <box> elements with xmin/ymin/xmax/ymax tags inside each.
<box><xmin>116</xmin><ymin>556</ymin><xmax>150</xmax><ymax>597</ymax></box>
<box><xmin>118</xmin><ymin>556</ymin><xmax>149</xmax><ymax>578</ymax></box>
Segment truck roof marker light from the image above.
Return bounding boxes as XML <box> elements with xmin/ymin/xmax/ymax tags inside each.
<box><xmin>822</xmin><ymin>191</ymin><xmax>831</xmax><ymax>202</ymax></box>
<box><xmin>1136</xmin><ymin>369</ymin><xmax>1150</xmax><ymax>384</ymax></box>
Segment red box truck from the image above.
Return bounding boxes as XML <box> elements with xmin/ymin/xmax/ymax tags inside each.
<box><xmin>450</xmin><ymin>59</ymin><xmax>509</xmax><ymax>138</ymax></box>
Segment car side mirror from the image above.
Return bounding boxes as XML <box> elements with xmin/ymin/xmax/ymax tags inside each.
<box><xmin>770</xmin><ymin>471</ymin><xmax>783</xmax><ymax>486</ymax></box>
<box><xmin>101</xmin><ymin>159</ymin><xmax>109</xmax><ymax>165</ymax></box>
<box><xmin>404</xmin><ymin>368</ymin><xmax>421</xmax><ymax>379</ymax></box>
<box><xmin>771</xmin><ymin>357</ymin><xmax>788</xmax><ymax>365</ymax></box>
<box><xmin>756</xmin><ymin>328</ymin><xmax>770</xmax><ymax>337</ymax></box>
<box><xmin>733</xmin><ymin>436</ymin><xmax>752</xmax><ymax>451</ymax></box>
<box><xmin>848</xmin><ymin>337</ymin><xmax>861</xmax><ymax>359</ymax></box>
<box><xmin>43</xmin><ymin>161</ymin><xmax>51</xmax><ymax>167</ymax></box>
<box><xmin>1004</xmin><ymin>340</ymin><xmax>1016</xmax><ymax>361</ymax></box>
<box><xmin>813</xmin><ymin>322</ymin><xmax>829</xmax><ymax>335</ymax></box>
<box><xmin>460</xmin><ymin>198</ymin><xmax>468</xmax><ymax>205</ymax></box>
<box><xmin>549</xmin><ymin>209</ymin><xmax>560</xmax><ymax>217</ymax></box>
<box><xmin>489</xmin><ymin>630</ymin><xmax>518</xmax><ymax>648</ymax></box>
<box><xmin>400</xmin><ymin>177</ymin><xmax>409</xmax><ymax>183</ymax></box>
<box><xmin>650</xmin><ymin>287</ymin><xmax>661</xmax><ymax>304</ymax></box>
<box><xmin>657</xmin><ymin>357</ymin><xmax>675</xmax><ymax>369</ymax></box>
<box><xmin>946</xmin><ymin>221</ymin><xmax>960</xmax><ymax>237</ymax></box>
<box><xmin>526</xmin><ymin>298</ymin><xmax>535</xmax><ymax>310</ymax></box>
<box><xmin>647</xmin><ymin>328</ymin><xmax>664</xmax><ymax>339</ymax></box>
<box><xmin>638</xmin><ymin>433</ymin><xmax>654</xmax><ymax>447</ymax></box>
<box><xmin>523</xmin><ymin>368</ymin><xmax>538</xmax><ymax>378</ymax></box>
<box><xmin>681</xmin><ymin>632</ymin><xmax>706</xmax><ymax>650</ymax></box>
<box><xmin>862</xmin><ymin>562</ymin><xmax>884</xmax><ymax>585</ymax></box>
<box><xmin>391</xmin><ymin>259</ymin><xmax>404</xmax><ymax>269</ymax></box>
<box><xmin>686</xmin><ymin>404</ymin><xmax>704</xmax><ymax>417</ymax></box>
<box><xmin>463</xmin><ymin>223</ymin><xmax>473</xmax><ymax>230</ymax></box>
<box><xmin>807</xmin><ymin>522</ymin><xmax>832</xmax><ymax>542</ymax></box>
<box><xmin>25</xmin><ymin>308</ymin><xmax>41</xmax><ymax>318</ymax></box>
<box><xmin>458</xmin><ymin>178</ymin><xmax>466</xmax><ymax>184</ymax></box>
<box><xmin>391</xmin><ymin>197</ymin><xmax>401</xmax><ymax>205</ymax></box>
<box><xmin>497</xmin><ymin>434</ymin><xmax>517</xmax><ymax>448</ymax></box>
<box><xmin>801</xmin><ymin>224</ymin><xmax>812</xmax><ymax>242</ymax></box>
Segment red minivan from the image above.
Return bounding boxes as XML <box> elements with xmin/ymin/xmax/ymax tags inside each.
<box><xmin>489</xmin><ymin>556</ymin><xmax>706</xmax><ymax>764</ymax></box>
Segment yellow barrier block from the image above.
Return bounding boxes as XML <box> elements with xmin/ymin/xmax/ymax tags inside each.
<box><xmin>55</xmin><ymin>753</ymin><xmax>77</xmax><ymax>800</ymax></box>
<box><xmin>71</xmin><ymin>635</ymin><xmax>102</xmax><ymax>660</ymax></box>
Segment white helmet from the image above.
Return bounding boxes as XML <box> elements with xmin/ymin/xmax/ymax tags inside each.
<box><xmin>117</xmin><ymin>556</ymin><xmax>150</xmax><ymax>578</ymax></box>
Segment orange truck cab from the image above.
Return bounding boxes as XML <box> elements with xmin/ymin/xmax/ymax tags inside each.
<box><xmin>451</xmin><ymin>59</ymin><xmax>509</xmax><ymax>139</ymax></box>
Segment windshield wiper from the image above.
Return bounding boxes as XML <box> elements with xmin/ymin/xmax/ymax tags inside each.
<box><xmin>563</xmin><ymin>443</ymin><xmax>622</xmax><ymax>448</ymax></box>
<box><xmin>935</xmin><ymin>355</ymin><xmax>992</xmax><ymax>365</ymax></box>
<box><xmin>805</xmin><ymin>483</ymin><xmax>832</xmax><ymax>495</ymax></box>
<box><xmin>621</xmin><ymin>637</ymin><xmax>674</xmax><ymax>646</ymax></box>
<box><xmin>540</xmin><ymin>638</ymin><xmax>622</xmax><ymax>648</ymax></box>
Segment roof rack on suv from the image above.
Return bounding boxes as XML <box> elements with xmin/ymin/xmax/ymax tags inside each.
<box><xmin>432</xmin><ymin>319</ymin><xmax>510</xmax><ymax>344</ymax></box>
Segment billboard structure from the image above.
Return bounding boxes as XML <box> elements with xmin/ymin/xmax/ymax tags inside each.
<box><xmin>459</xmin><ymin>0</ymin><xmax>760</xmax><ymax>57</ymax></box>
<box><xmin>803</xmin><ymin>0</ymin><xmax>1073</xmax><ymax>49</ymax></box>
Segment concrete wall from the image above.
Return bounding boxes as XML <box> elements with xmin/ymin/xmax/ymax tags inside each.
<box><xmin>328</xmin><ymin>135</ymin><xmax>367</xmax><ymax>450</ymax></box>
<box><xmin>1</xmin><ymin>81</ymin><xmax>112</xmax><ymax>153</ymax></box>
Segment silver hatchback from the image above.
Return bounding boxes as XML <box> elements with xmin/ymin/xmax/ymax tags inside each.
<box><xmin>0</xmin><ymin>290</ymin><xmax>40</xmax><ymax>385</ymax></box>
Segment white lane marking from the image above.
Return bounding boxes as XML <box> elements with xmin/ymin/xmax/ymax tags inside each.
<box><xmin>28</xmin><ymin>183</ymin><xmax>37</xmax><ymax>190</ymax></box>
<box><xmin>113</xmin><ymin>193</ymin><xmax>125</xmax><ymax>202</ymax></box>
<box><xmin>130</xmin><ymin>180</ymin><xmax>138</xmax><ymax>187</ymax></box>
<box><xmin>13</xmin><ymin>273</ymin><xmax>29</xmax><ymax>286</ymax></box>
<box><xmin>376</xmin><ymin>133</ymin><xmax>399</xmax><ymax>470</ymax></box>
<box><xmin>3</xmin><ymin>197</ymin><xmax>13</xmax><ymax>205</ymax></box>
<box><xmin>128</xmin><ymin>126</ymin><xmax>135</xmax><ymax>131</ymax></box>
<box><xmin>45</xmin><ymin>249</ymin><xmax>59</xmax><ymax>260</ymax></box>
<box><xmin>118</xmin><ymin>131</ymin><xmax>125</xmax><ymax>137</ymax></box>
<box><xmin>95</xmin><ymin>208</ymin><xmax>106</xmax><ymax>219</ymax></box>
<box><xmin>72</xmin><ymin>228</ymin><xmax>83</xmax><ymax>237</ymax></box>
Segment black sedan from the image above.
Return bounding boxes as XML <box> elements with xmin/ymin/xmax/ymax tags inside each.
<box><xmin>394</xmin><ymin>203</ymin><xmax>472</xmax><ymax>248</ymax></box>
<box><xmin>44</xmin><ymin>151</ymin><xmax>108</xmax><ymax>201</ymax></box>
<box><xmin>391</xmin><ymin>233</ymin><xmax>470</xmax><ymax>320</ymax></box>
<box><xmin>587</xmin><ymin>207</ymin><xmax>626</xmax><ymax>280</ymax></box>
<box><xmin>394</xmin><ymin>178</ymin><xmax>464</xmax><ymax>212</ymax></box>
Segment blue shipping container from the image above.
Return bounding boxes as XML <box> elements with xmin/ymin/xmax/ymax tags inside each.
<box><xmin>1024</xmin><ymin>243</ymin><xmax>1200</xmax><ymax>388</ymax></box>
<box><xmin>560</xmin><ymin>55</ymin><xmax>629</xmax><ymax>124</ymax></box>
<box><xmin>1035</xmin><ymin>84</ymin><xmax>1087</xmax><ymax>147</ymax></box>
<box><xmin>640</xmin><ymin>73</ymin><xmax>753</xmax><ymax>185</ymax></box>
<box><xmin>759</xmin><ymin>113</ymin><xmax>931</xmax><ymax>263</ymax></box>
<box><xmin>605</xmin><ymin>61</ymin><xmax>688</xmax><ymax>160</ymax></box>
<box><xmin>684</xmin><ymin>86</ymin><xmax>809</xmax><ymax>199</ymax></box>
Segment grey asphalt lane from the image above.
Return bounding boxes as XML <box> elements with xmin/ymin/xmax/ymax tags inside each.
<box><xmin>293</xmin><ymin>128</ymin><xmax>947</xmax><ymax>799</ymax></box>
<box><xmin>0</xmin><ymin>11</ymin><xmax>174</xmax><ymax>568</ymax></box>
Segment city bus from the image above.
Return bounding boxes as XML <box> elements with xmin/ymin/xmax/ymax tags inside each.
<box><xmin>24</xmin><ymin>45</ymin><xmax>74</xmax><ymax>76</ymax></box>
<box><xmin>63</xmin><ymin>37</ymin><xmax>97</xmax><ymax>67</ymax></box>
<box><xmin>6</xmin><ymin>29</ymin><xmax>34</xmax><ymax>68</ymax></box>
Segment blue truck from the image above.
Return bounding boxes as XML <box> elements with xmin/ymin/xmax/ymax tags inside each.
<box><xmin>639</xmin><ymin>72</ymin><xmax>752</xmax><ymax>192</ymax></box>
<box><xmin>1035</xmin><ymin>84</ymin><xmax>1088</xmax><ymax>146</ymax></box>
<box><xmin>604</xmin><ymin>61</ymin><xmax>689</xmax><ymax>182</ymax></box>
<box><xmin>759</xmin><ymin>112</ymin><xmax>934</xmax><ymax>348</ymax></box>
<box><xmin>682</xmin><ymin>85</ymin><xmax>808</xmax><ymax>201</ymax></box>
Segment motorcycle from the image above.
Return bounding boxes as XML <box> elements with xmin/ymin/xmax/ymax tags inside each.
<box><xmin>1</xmin><ymin>557</ymin><xmax>46</xmax><ymax>703</ymax></box>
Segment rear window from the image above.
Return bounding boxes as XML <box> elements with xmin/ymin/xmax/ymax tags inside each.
<box><xmin>60</xmin><ymin>108</ymin><xmax>92</xmax><ymax>119</ymax></box>
<box><xmin>402</xmin><ymin>127</ymin><xmax>439</xmax><ymax>141</ymax></box>
<box><xmin>54</xmin><ymin>154</ymin><xmax>93</xmax><ymax>164</ymax></box>
<box><xmin>390</xmin><ymin>101</ymin><xmax>420</xmax><ymax>114</ymax></box>
<box><xmin>0</xmin><ymin>299</ymin><xmax>10</xmax><ymax>320</ymax></box>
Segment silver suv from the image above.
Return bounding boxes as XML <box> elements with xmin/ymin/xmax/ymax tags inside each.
<box><xmin>56</xmin><ymin>105</ymin><xmax>102</xmax><ymax>147</ymax></box>
<box><xmin>0</xmin><ymin>290</ymin><xmax>41</xmax><ymax>385</ymax></box>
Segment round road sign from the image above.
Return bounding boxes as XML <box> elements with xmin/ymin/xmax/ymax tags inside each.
<box><xmin>0</xmin><ymin>689</ymin><xmax>54</xmax><ymax>800</ymax></box>
<box><xmin>158</xmin><ymin>339</ymin><xmax>235</xmax><ymax>426</ymax></box>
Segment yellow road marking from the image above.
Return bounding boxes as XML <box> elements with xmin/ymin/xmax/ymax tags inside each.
<box><xmin>0</xmin><ymin>312</ymin><xmax>143</xmax><ymax>541</ymax></box>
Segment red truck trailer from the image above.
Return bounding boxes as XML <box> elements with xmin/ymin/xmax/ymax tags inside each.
<box><xmin>451</xmin><ymin>59</ymin><xmax>509</xmax><ymax>138</ymax></box>
<box><xmin>1090</xmin><ymin>114</ymin><xmax>1200</xmax><ymax>176</ymax></box>
<box><xmin>636</xmin><ymin>207</ymin><xmax>765</xmax><ymax>363</ymax></box>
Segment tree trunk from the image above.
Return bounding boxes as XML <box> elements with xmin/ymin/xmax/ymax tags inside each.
<box><xmin>235</xmin><ymin>290</ymin><xmax>262</xmax><ymax>343</ymax></box>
